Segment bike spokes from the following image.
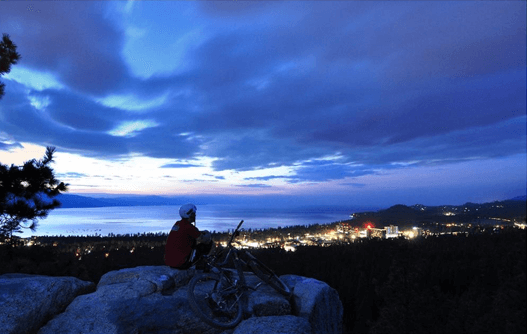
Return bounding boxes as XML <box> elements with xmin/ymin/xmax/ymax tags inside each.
<box><xmin>188</xmin><ymin>273</ymin><xmax>243</xmax><ymax>329</ymax></box>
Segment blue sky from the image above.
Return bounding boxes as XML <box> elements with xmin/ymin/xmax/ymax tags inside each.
<box><xmin>0</xmin><ymin>0</ymin><xmax>525</xmax><ymax>207</ymax></box>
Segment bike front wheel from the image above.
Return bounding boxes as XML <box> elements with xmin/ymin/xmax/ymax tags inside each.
<box><xmin>248</xmin><ymin>258</ymin><xmax>292</xmax><ymax>297</ymax></box>
<box><xmin>187</xmin><ymin>272</ymin><xmax>243</xmax><ymax>329</ymax></box>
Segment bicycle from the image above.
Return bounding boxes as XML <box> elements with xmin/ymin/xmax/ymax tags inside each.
<box><xmin>187</xmin><ymin>220</ymin><xmax>292</xmax><ymax>329</ymax></box>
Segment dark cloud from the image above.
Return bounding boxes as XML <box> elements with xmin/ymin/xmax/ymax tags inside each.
<box><xmin>342</xmin><ymin>183</ymin><xmax>367</xmax><ymax>189</ymax></box>
<box><xmin>304</xmin><ymin>71</ymin><xmax>525</xmax><ymax>148</ymax></box>
<box><xmin>0</xmin><ymin>141</ymin><xmax>23</xmax><ymax>151</ymax></box>
<box><xmin>288</xmin><ymin>163</ymin><xmax>382</xmax><ymax>184</ymax></box>
<box><xmin>126</xmin><ymin>126</ymin><xmax>200</xmax><ymax>160</ymax></box>
<box><xmin>32</xmin><ymin>89</ymin><xmax>125</xmax><ymax>132</ymax></box>
<box><xmin>236</xmin><ymin>184</ymin><xmax>273</xmax><ymax>189</ymax></box>
<box><xmin>240</xmin><ymin>162</ymin><xmax>386</xmax><ymax>184</ymax></box>
<box><xmin>181</xmin><ymin>179</ymin><xmax>219</xmax><ymax>183</ymax></box>
<box><xmin>349</xmin><ymin>116</ymin><xmax>527</xmax><ymax>167</ymax></box>
<box><xmin>161</xmin><ymin>163</ymin><xmax>201</xmax><ymax>168</ymax></box>
<box><xmin>185</xmin><ymin>1</ymin><xmax>524</xmax><ymax>173</ymax></box>
<box><xmin>0</xmin><ymin>1</ymin><xmax>524</xmax><ymax>184</ymax></box>
<box><xmin>0</xmin><ymin>82</ymin><xmax>128</xmax><ymax>156</ymax></box>
<box><xmin>0</xmin><ymin>1</ymin><xmax>130</xmax><ymax>96</ymax></box>
<box><xmin>0</xmin><ymin>81</ymin><xmax>202</xmax><ymax>159</ymax></box>
<box><xmin>245</xmin><ymin>175</ymin><xmax>289</xmax><ymax>182</ymax></box>
<box><xmin>57</xmin><ymin>172</ymin><xmax>88</xmax><ymax>179</ymax></box>
<box><xmin>198</xmin><ymin>0</ymin><xmax>282</xmax><ymax>17</ymax></box>
<box><xmin>379</xmin><ymin>2</ymin><xmax>526</xmax><ymax>80</ymax></box>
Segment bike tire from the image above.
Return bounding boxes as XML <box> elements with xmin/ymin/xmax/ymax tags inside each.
<box><xmin>187</xmin><ymin>272</ymin><xmax>243</xmax><ymax>329</ymax></box>
<box><xmin>248</xmin><ymin>258</ymin><xmax>292</xmax><ymax>297</ymax></box>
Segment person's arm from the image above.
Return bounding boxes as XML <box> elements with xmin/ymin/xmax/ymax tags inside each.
<box><xmin>196</xmin><ymin>230</ymin><xmax>211</xmax><ymax>244</ymax></box>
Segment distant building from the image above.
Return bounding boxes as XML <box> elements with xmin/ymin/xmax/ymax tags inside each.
<box><xmin>370</xmin><ymin>228</ymin><xmax>385</xmax><ymax>239</ymax></box>
<box><xmin>412</xmin><ymin>227</ymin><xmax>423</xmax><ymax>238</ymax></box>
<box><xmin>385</xmin><ymin>225</ymin><xmax>399</xmax><ymax>238</ymax></box>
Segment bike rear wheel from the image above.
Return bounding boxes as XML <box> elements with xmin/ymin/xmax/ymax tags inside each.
<box><xmin>248</xmin><ymin>258</ymin><xmax>292</xmax><ymax>297</ymax></box>
<box><xmin>187</xmin><ymin>272</ymin><xmax>243</xmax><ymax>329</ymax></box>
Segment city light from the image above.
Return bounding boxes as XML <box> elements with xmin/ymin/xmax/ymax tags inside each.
<box><xmin>3</xmin><ymin>209</ymin><xmax>524</xmax><ymax>250</ymax></box>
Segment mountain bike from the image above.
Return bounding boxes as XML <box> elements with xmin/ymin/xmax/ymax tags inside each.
<box><xmin>187</xmin><ymin>220</ymin><xmax>292</xmax><ymax>329</ymax></box>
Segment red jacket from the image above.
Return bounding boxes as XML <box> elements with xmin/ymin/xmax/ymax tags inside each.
<box><xmin>164</xmin><ymin>219</ymin><xmax>201</xmax><ymax>268</ymax></box>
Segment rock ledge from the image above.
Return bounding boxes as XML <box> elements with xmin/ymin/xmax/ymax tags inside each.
<box><xmin>0</xmin><ymin>266</ymin><xmax>343</xmax><ymax>334</ymax></box>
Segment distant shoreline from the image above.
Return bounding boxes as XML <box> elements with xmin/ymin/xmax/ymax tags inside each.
<box><xmin>10</xmin><ymin>195</ymin><xmax>525</xmax><ymax>239</ymax></box>
<box><xmin>17</xmin><ymin>205</ymin><xmax>361</xmax><ymax>238</ymax></box>
<box><xmin>57</xmin><ymin>193</ymin><xmax>526</xmax><ymax>209</ymax></box>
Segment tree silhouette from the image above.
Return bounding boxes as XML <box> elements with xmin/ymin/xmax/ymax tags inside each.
<box><xmin>0</xmin><ymin>33</ymin><xmax>21</xmax><ymax>99</ymax></box>
<box><xmin>0</xmin><ymin>147</ymin><xmax>68</xmax><ymax>244</ymax></box>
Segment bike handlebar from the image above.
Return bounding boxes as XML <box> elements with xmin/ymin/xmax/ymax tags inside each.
<box><xmin>227</xmin><ymin>220</ymin><xmax>244</xmax><ymax>247</ymax></box>
<box><xmin>207</xmin><ymin>220</ymin><xmax>245</xmax><ymax>268</ymax></box>
<box><xmin>235</xmin><ymin>219</ymin><xmax>244</xmax><ymax>231</ymax></box>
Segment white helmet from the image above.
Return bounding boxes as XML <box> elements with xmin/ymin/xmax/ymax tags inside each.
<box><xmin>179</xmin><ymin>204</ymin><xmax>197</xmax><ymax>219</ymax></box>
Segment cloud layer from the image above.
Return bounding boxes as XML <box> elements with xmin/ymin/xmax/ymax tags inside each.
<box><xmin>0</xmin><ymin>1</ymin><xmax>525</xmax><ymax>187</ymax></box>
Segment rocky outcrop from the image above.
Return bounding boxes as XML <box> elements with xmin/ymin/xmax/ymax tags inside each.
<box><xmin>0</xmin><ymin>273</ymin><xmax>95</xmax><ymax>334</ymax></box>
<box><xmin>0</xmin><ymin>266</ymin><xmax>343</xmax><ymax>334</ymax></box>
<box><xmin>282</xmin><ymin>275</ymin><xmax>344</xmax><ymax>334</ymax></box>
<box><xmin>233</xmin><ymin>315</ymin><xmax>312</xmax><ymax>334</ymax></box>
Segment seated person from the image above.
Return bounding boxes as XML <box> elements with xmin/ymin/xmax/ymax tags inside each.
<box><xmin>165</xmin><ymin>204</ymin><xmax>213</xmax><ymax>270</ymax></box>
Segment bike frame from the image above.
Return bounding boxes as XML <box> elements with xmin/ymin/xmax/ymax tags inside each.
<box><xmin>188</xmin><ymin>219</ymin><xmax>292</xmax><ymax>329</ymax></box>
<box><xmin>205</xmin><ymin>221</ymin><xmax>266</xmax><ymax>309</ymax></box>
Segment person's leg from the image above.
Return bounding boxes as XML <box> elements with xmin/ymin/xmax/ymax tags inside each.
<box><xmin>190</xmin><ymin>241</ymin><xmax>214</xmax><ymax>266</ymax></box>
<box><xmin>177</xmin><ymin>260</ymin><xmax>193</xmax><ymax>270</ymax></box>
<box><xmin>170</xmin><ymin>252</ymin><xmax>194</xmax><ymax>270</ymax></box>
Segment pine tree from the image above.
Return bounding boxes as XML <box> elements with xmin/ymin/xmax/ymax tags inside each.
<box><xmin>0</xmin><ymin>33</ymin><xmax>21</xmax><ymax>99</ymax></box>
<box><xmin>0</xmin><ymin>147</ymin><xmax>68</xmax><ymax>245</ymax></box>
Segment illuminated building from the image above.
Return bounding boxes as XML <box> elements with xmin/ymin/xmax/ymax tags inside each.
<box><xmin>386</xmin><ymin>225</ymin><xmax>399</xmax><ymax>238</ymax></box>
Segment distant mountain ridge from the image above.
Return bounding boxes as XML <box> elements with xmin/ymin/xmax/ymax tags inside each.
<box><xmin>57</xmin><ymin>193</ymin><xmax>527</xmax><ymax>210</ymax></box>
<box><xmin>510</xmin><ymin>195</ymin><xmax>527</xmax><ymax>201</ymax></box>
<box><xmin>56</xmin><ymin>194</ymin><xmax>193</xmax><ymax>208</ymax></box>
<box><xmin>350</xmin><ymin>197</ymin><xmax>526</xmax><ymax>227</ymax></box>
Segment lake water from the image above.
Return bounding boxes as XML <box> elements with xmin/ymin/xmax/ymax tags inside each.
<box><xmin>19</xmin><ymin>205</ymin><xmax>369</xmax><ymax>237</ymax></box>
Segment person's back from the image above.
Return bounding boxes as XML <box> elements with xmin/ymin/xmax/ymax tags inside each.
<box><xmin>165</xmin><ymin>204</ymin><xmax>212</xmax><ymax>269</ymax></box>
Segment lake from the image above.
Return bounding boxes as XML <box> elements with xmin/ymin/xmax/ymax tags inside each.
<box><xmin>18</xmin><ymin>204</ymin><xmax>370</xmax><ymax>237</ymax></box>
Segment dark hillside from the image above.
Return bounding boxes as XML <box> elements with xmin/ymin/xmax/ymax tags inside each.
<box><xmin>1</xmin><ymin>229</ymin><xmax>525</xmax><ymax>333</ymax></box>
<box><xmin>352</xmin><ymin>199</ymin><xmax>526</xmax><ymax>228</ymax></box>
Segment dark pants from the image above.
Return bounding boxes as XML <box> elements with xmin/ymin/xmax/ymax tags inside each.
<box><xmin>172</xmin><ymin>241</ymin><xmax>213</xmax><ymax>270</ymax></box>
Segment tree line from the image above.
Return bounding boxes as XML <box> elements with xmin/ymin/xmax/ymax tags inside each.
<box><xmin>1</xmin><ymin>229</ymin><xmax>524</xmax><ymax>333</ymax></box>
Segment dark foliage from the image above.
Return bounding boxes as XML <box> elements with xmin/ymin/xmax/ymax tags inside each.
<box><xmin>1</xmin><ymin>230</ymin><xmax>525</xmax><ymax>333</ymax></box>
<box><xmin>0</xmin><ymin>33</ymin><xmax>21</xmax><ymax>99</ymax></box>
<box><xmin>0</xmin><ymin>147</ymin><xmax>68</xmax><ymax>243</ymax></box>
<box><xmin>353</xmin><ymin>200</ymin><xmax>527</xmax><ymax>228</ymax></box>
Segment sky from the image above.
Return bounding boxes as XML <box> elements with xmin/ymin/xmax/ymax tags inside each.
<box><xmin>0</xmin><ymin>0</ymin><xmax>525</xmax><ymax>208</ymax></box>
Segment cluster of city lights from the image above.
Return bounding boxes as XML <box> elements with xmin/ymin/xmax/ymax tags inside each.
<box><xmin>4</xmin><ymin>216</ymin><xmax>525</xmax><ymax>256</ymax></box>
